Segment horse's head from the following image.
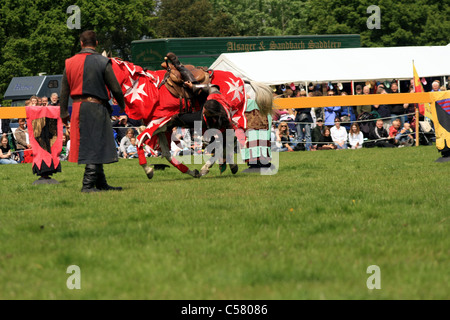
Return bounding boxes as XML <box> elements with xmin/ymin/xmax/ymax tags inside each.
<box><xmin>203</xmin><ymin>98</ymin><xmax>232</xmax><ymax>130</ymax></box>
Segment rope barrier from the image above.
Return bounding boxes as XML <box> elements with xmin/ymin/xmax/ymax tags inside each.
<box><xmin>273</xmin><ymin>112</ymin><xmax>417</xmax><ymax>125</ymax></box>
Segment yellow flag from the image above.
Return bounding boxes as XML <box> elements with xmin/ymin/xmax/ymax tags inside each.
<box><xmin>413</xmin><ymin>63</ymin><xmax>433</xmax><ymax>119</ymax></box>
<box><xmin>429</xmin><ymin>91</ymin><xmax>450</xmax><ymax>155</ymax></box>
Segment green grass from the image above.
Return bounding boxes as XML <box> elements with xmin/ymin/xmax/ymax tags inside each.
<box><xmin>0</xmin><ymin>145</ymin><xmax>448</xmax><ymax>299</ymax></box>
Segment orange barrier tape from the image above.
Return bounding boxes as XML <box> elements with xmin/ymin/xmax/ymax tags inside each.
<box><xmin>273</xmin><ymin>92</ymin><xmax>443</xmax><ymax>109</ymax></box>
<box><xmin>0</xmin><ymin>107</ymin><xmax>27</xmax><ymax>119</ymax></box>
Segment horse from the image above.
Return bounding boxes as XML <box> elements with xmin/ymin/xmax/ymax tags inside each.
<box><xmin>110</xmin><ymin>54</ymin><xmax>273</xmax><ymax>179</ymax></box>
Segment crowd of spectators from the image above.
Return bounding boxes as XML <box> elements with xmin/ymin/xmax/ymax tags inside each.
<box><xmin>271</xmin><ymin>78</ymin><xmax>447</xmax><ymax>152</ymax></box>
<box><xmin>0</xmin><ymin>77</ymin><xmax>447</xmax><ymax>164</ymax></box>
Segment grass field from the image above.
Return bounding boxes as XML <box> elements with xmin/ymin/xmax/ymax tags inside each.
<box><xmin>0</xmin><ymin>145</ymin><xmax>448</xmax><ymax>300</ymax></box>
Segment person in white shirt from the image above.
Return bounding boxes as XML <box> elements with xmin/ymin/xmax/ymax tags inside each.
<box><xmin>330</xmin><ymin>117</ymin><xmax>348</xmax><ymax>149</ymax></box>
<box><xmin>348</xmin><ymin>123</ymin><xmax>364</xmax><ymax>149</ymax></box>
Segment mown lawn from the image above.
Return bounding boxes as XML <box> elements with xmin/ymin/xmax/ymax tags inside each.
<box><xmin>0</xmin><ymin>145</ymin><xmax>448</xmax><ymax>299</ymax></box>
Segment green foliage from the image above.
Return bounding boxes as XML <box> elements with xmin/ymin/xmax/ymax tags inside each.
<box><xmin>0</xmin><ymin>0</ymin><xmax>448</xmax><ymax>103</ymax></box>
<box><xmin>154</xmin><ymin>0</ymin><xmax>237</xmax><ymax>37</ymax></box>
<box><xmin>0</xmin><ymin>0</ymin><xmax>156</xmax><ymax>101</ymax></box>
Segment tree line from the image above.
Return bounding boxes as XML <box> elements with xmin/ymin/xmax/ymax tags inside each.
<box><xmin>0</xmin><ymin>0</ymin><xmax>448</xmax><ymax>103</ymax></box>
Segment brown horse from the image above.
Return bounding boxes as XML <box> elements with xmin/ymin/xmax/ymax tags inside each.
<box><xmin>110</xmin><ymin>55</ymin><xmax>273</xmax><ymax>179</ymax></box>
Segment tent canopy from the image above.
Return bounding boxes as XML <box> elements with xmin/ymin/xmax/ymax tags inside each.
<box><xmin>209</xmin><ymin>45</ymin><xmax>450</xmax><ymax>86</ymax></box>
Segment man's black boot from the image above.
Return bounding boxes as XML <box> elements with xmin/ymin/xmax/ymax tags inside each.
<box><xmin>95</xmin><ymin>164</ymin><xmax>123</xmax><ymax>191</ymax></box>
<box><xmin>81</xmin><ymin>164</ymin><xmax>101</xmax><ymax>193</ymax></box>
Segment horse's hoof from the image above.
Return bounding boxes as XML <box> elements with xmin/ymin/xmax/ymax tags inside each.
<box><xmin>193</xmin><ymin>169</ymin><xmax>201</xmax><ymax>178</ymax></box>
<box><xmin>142</xmin><ymin>165</ymin><xmax>154</xmax><ymax>179</ymax></box>
<box><xmin>200</xmin><ymin>169</ymin><xmax>209</xmax><ymax>177</ymax></box>
<box><xmin>187</xmin><ymin>169</ymin><xmax>201</xmax><ymax>178</ymax></box>
<box><xmin>219</xmin><ymin>164</ymin><xmax>227</xmax><ymax>174</ymax></box>
<box><xmin>229</xmin><ymin>164</ymin><xmax>238</xmax><ymax>175</ymax></box>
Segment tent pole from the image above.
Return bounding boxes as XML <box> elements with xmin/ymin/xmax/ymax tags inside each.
<box><xmin>415</xmin><ymin>105</ymin><xmax>419</xmax><ymax>147</ymax></box>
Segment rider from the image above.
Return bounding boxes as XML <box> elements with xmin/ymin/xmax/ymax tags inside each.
<box><xmin>165</xmin><ymin>52</ymin><xmax>233</xmax><ymax>131</ymax></box>
<box><xmin>165</xmin><ymin>52</ymin><xmax>238</xmax><ymax>175</ymax></box>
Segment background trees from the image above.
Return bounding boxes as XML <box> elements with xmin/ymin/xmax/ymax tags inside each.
<box><xmin>0</xmin><ymin>0</ymin><xmax>448</xmax><ymax>103</ymax></box>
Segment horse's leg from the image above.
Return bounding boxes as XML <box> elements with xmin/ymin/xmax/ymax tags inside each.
<box><xmin>158</xmin><ymin>132</ymin><xmax>200</xmax><ymax>178</ymax></box>
<box><xmin>138</xmin><ymin>146</ymin><xmax>154</xmax><ymax>179</ymax></box>
<box><xmin>200</xmin><ymin>158</ymin><xmax>215</xmax><ymax>176</ymax></box>
<box><xmin>136</xmin><ymin>129</ymin><xmax>155</xmax><ymax>179</ymax></box>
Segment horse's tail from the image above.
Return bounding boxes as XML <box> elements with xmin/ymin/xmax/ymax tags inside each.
<box><xmin>248</xmin><ymin>81</ymin><xmax>273</xmax><ymax>117</ymax></box>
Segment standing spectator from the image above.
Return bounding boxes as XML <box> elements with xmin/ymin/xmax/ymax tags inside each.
<box><xmin>14</xmin><ymin>118</ymin><xmax>31</xmax><ymax>163</ymax></box>
<box><xmin>389</xmin><ymin>81</ymin><xmax>408</xmax><ymax>126</ymax></box>
<box><xmin>112</xmin><ymin>115</ymin><xmax>135</xmax><ymax>142</ymax></box>
<box><xmin>340</xmin><ymin>91</ymin><xmax>357</xmax><ymax>131</ymax></box>
<box><xmin>356</xmin><ymin>85</ymin><xmax>372</xmax><ymax>118</ymax></box>
<box><xmin>324</xmin><ymin>90</ymin><xmax>341</xmax><ymax>127</ymax></box>
<box><xmin>41</xmin><ymin>96</ymin><xmax>49</xmax><ymax>106</ymax></box>
<box><xmin>431</xmin><ymin>80</ymin><xmax>441</xmax><ymax>92</ymax></box>
<box><xmin>294</xmin><ymin>89</ymin><xmax>312</xmax><ymax>151</ymax></box>
<box><xmin>348</xmin><ymin>123</ymin><xmax>364</xmax><ymax>149</ymax></box>
<box><xmin>30</xmin><ymin>96</ymin><xmax>39</xmax><ymax>106</ymax></box>
<box><xmin>372</xmin><ymin>86</ymin><xmax>391</xmax><ymax>130</ymax></box>
<box><xmin>0</xmin><ymin>135</ymin><xmax>18</xmax><ymax>164</ymax></box>
<box><xmin>330</xmin><ymin>117</ymin><xmax>348</xmax><ymax>149</ymax></box>
<box><xmin>404</xmin><ymin>85</ymin><xmax>418</xmax><ymax>125</ymax></box>
<box><xmin>60</xmin><ymin>30</ymin><xmax>126</xmax><ymax>192</ymax></box>
<box><xmin>49</xmin><ymin>93</ymin><xmax>59</xmax><ymax>106</ymax></box>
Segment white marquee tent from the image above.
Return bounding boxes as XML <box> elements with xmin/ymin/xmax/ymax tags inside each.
<box><xmin>209</xmin><ymin>44</ymin><xmax>450</xmax><ymax>87</ymax></box>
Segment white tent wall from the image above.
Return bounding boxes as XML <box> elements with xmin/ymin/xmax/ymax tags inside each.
<box><xmin>209</xmin><ymin>45</ymin><xmax>450</xmax><ymax>88</ymax></box>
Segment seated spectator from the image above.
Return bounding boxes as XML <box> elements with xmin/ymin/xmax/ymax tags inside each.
<box><xmin>348</xmin><ymin>123</ymin><xmax>364</xmax><ymax>149</ymax></box>
<box><xmin>340</xmin><ymin>92</ymin><xmax>357</xmax><ymax>131</ymax></box>
<box><xmin>275</xmin><ymin>122</ymin><xmax>296</xmax><ymax>152</ymax></box>
<box><xmin>13</xmin><ymin>118</ymin><xmax>31</xmax><ymax>163</ymax></box>
<box><xmin>317</xmin><ymin>127</ymin><xmax>336</xmax><ymax>150</ymax></box>
<box><xmin>311</xmin><ymin>117</ymin><xmax>325</xmax><ymax>150</ymax></box>
<box><xmin>369</xmin><ymin>119</ymin><xmax>396</xmax><ymax>148</ymax></box>
<box><xmin>127</xmin><ymin>137</ymin><xmax>138</xmax><ymax>158</ymax></box>
<box><xmin>0</xmin><ymin>135</ymin><xmax>18</xmax><ymax>164</ymax></box>
<box><xmin>60</xmin><ymin>132</ymin><xmax>70</xmax><ymax>161</ymax></box>
<box><xmin>330</xmin><ymin>117</ymin><xmax>348</xmax><ymax>149</ymax></box>
<box><xmin>171</xmin><ymin>132</ymin><xmax>190</xmax><ymax>156</ymax></box>
<box><xmin>389</xmin><ymin>119</ymin><xmax>402</xmax><ymax>146</ymax></box>
<box><xmin>395</xmin><ymin>122</ymin><xmax>415</xmax><ymax>147</ymax></box>
<box><xmin>119</xmin><ymin>128</ymin><xmax>135</xmax><ymax>158</ymax></box>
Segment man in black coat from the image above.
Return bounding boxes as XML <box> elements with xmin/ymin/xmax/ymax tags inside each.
<box><xmin>60</xmin><ymin>30</ymin><xmax>126</xmax><ymax>192</ymax></box>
